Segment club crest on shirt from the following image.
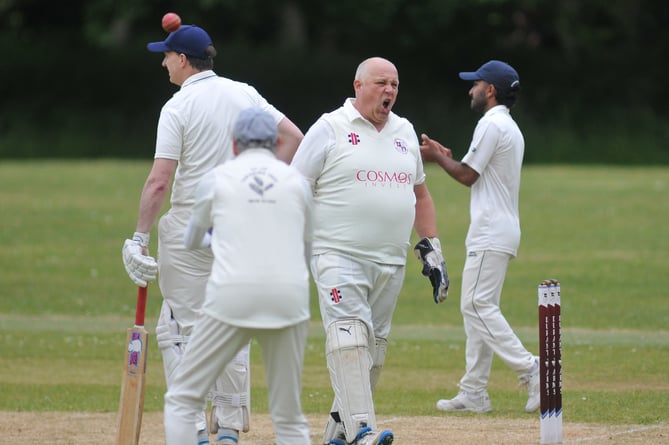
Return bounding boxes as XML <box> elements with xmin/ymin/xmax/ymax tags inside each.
<box><xmin>330</xmin><ymin>287</ymin><xmax>343</xmax><ymax>304</ymax></box>
<box><xmin>249</xmin><ymin>175</ymin><xmax>274</xmax><ymax>196</ymax></box>
<box><xmin>394</xmin><ymin>138</ymin><xmax>408</xmax><ymax>154</ymax></box>
<box><xmin>243</xmin><ymin>167</ymin><xmax>277</xmax><ymax>202</ymax></box>
<box><xmin>348</xmin><ymin>132</ymin><xmax>361</xmax><ymax>145</ymax></box>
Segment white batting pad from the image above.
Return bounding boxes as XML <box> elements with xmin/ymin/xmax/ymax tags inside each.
<box><xmin>325</xmin><ymin>319</ymin><xmax>375</xmax><ymax>443</ymax></box>
<box><xmin>370</xmin><ymin>337</ymin><xmax>387</xmax><ymax>392</ymax></box>
<box><xmin>157</xmin><ymin>303</ymin><xmax>188</xmax><ymax>384</ymax></box>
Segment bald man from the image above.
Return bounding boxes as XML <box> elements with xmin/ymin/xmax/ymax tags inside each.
<box><xmin>291</xmin><ymin>57</ymin><xmax>449</xmax><ymax>445</ymax></box>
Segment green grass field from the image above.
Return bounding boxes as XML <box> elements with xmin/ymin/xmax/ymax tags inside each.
<box><xmin>0</xmin><ymin>161</ymin><xmax>667</xmax><ymax>427</ymax></box>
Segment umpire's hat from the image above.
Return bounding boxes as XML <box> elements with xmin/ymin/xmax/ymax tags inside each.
<box><xmin>233</xmin><ymin>108</ymin><xmax>278</xmax><ymax>149</ymax></box>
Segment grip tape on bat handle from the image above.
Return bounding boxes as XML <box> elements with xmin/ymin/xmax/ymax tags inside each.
<box><xmin>135</xmin><ymin>286</ymin><xmax>148</xmax><ymax>327</ymax></box>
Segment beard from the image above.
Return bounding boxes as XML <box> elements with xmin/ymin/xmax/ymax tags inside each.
<box><xmin>470</xmin><ymin>90</ymin><xmax>487</xmax><ymax>114</ymax></box>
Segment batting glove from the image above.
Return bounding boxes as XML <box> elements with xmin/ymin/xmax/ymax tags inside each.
<box><xmin>122</xmin><ymin>232</ymin><xmax>158</xmax><ymax>287</ymax></box>
<box><xmin>414</xmin><ymin>237</ymin><xmax>449</xmax><ymax>303</ymax></box>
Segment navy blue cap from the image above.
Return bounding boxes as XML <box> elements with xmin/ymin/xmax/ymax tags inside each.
<box><xmin>147</xmin><ymin>25</ymin><xmax>213</xmax><ymax>59</ymax></box>
<box><xmin>459</xmin><ymin>60</ymin><xmax>520</xmax><ymax>93</ymax></box>
<box><xmin>233</xmin><ymin>107</ymin><xmax>278</xmax><ymax>148</ymax></box>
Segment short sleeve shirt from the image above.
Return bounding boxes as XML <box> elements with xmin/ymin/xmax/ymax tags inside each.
<box><xmin>461</xmin><ymin>105</ymin><xmax>524</xmax><ymax>256</ymax></box>
<box><xmin>155</xmin><ymin>71</ymin><xmax>285</xmax><ymax>225</ymax></box>
<box><xmin>188</xmin><ymin>149</ymin><xmax>313</xmax><ymax>328</ymax></box>
<box><xmin>291</xmin><ymin>99</ymin><xmax>425</xmax><ymax>265</ymax></box>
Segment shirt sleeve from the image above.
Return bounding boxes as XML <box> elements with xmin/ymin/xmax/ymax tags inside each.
<box><xmin>462</xmin><ymin>119</ymin><xmax>500</xmax><ymax>174</ymax></box>
<box><xmin>154</xmin><ymin>105</ymin><xmax>183</xmax><ymax>161</ymax></box>
<box><xmin>409</xmin><ymin>130</ymin><xmax>426</xmax><ymax>186</ymax></box>
<box><xmin>300</xmin><ymin>176</ymin><xmax>314</xmax><ymax>244</ymax></box>
<box><xmin>290</xmin><ymin>118</ymin><xmax>334</xmax><ymax>187</ymax></box>
<box><xmin>244</xmin><ymin>83</ymin><xmax>286</xmax><ymax>125</ymax></box>
<box><xmin>184</xmin><ymin>170</ymin><xmax>216</xmax><ymax>249</ymax></box>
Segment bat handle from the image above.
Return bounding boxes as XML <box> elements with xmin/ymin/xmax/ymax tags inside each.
<box><xmin>135</xmin><ymin>286</ymin><xmax>148</xmax><ymax>327</ymax></box>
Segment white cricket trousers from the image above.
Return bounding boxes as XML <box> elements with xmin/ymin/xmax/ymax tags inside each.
<box><xmin>164</xmin><ymin>314</ymin><xmax>311</xmax><ymax>445</ymax></box>
<box><xmin>458</xmin><ymin>250</ymin><xmax>535</xmax><ymax>393</ymax></box>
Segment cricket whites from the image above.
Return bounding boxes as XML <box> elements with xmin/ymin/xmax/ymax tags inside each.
<box><xmin>115</xmin><ymin>286</ymin><xmax>149</xmax><ymax>445</ymax></box>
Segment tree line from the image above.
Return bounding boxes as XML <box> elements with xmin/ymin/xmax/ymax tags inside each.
<box><xmin>1</xmin><ymin>0</ymin><xmax>667</xmax><ymax>162</ymax></box>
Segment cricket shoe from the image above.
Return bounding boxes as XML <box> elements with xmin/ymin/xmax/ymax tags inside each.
<box><xmin>436</xmin><ymin>390</ymin><xmax>493</xmax><ymax>413</ymax></box>
<box><xmin>213</xmin><ymin>435</ymin><xmax>238</xmax><ymax>445</ymax></box>
<box><xmin>354</xmin><ymin>426</ymin><xmax>394</xmax><ymax>445</ymax></box>
<box><xmin>197</xmin><ymin>428</ymin><xmax>210</xmax><ymax>445</ymax></box>
<box><xmin>520</xmin><ymin>356</ymin><xmax>540</xmax><ymax>413</ymax></box>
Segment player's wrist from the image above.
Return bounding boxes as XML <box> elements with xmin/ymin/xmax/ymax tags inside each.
<box><xmin>132</xmin><ymin>232</ymin><xmax>150</xmax><ymax>248</ymax></box>
<box><xmin>428</xmin><ymin>237</ymin><xmax>442</xmax><ymax>251</ymax></box>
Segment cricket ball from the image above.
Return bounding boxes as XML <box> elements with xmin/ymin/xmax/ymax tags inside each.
<box><xmin>161</xmin><ymin>12</ymin><xmax>181</xmax><ymax>33</ymax></box>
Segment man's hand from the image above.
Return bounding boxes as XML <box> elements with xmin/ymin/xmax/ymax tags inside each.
<box><xmin>414</xmin><ymin>237</ymin><xmax>449</xmax><ymax>303</ymax></box>
<box><xmin>420</xmin><ymin>134</ymin><xmax>452</xmax><ymax>163</ymax></box>
<box><xmin>122</xmin><ymin>232</ymin><xmax>158</xmax><ymax>287</ymax></box>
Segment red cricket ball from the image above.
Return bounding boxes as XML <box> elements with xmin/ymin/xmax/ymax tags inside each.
<box><xmin>161</xmin><ymin>12</ymin><xmax>181</xmax><ymax>33</ymax></box>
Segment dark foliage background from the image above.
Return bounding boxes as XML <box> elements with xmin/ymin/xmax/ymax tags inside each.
<box><xmin>1</xmin><ymin>0</ymin><xmax>667</xmax><ymax>163</ymax></box>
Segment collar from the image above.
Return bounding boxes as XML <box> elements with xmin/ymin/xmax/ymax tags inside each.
<box><xmin>483</xmin><ymin>104</ymin><xmax>510</xmax><ymax>117</ymax></box>
<box><xmin>342</xmin><ymin>98</ymin><xmax>395</xmax><ymax>128</ymax></box>
<box><xmin>237</xmin><ymin>148</ymin><xmax>277</xmax><ymax>158</ymax></box>
<box><xmin>343</xmin><ymin>98</ymin><xmax>362</xmax><ymax>122</ymax></box>
<box><xmin>181</xmin><ymin>70</ymin><xmax>217</xmax><ymax>89</ymax></box>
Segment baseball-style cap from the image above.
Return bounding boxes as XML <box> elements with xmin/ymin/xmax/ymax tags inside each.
<box><xmin>459</xmin><ymin>60</ymin><xmax>520</xmax><ymax>94</ymax></box>
<box><xmin>147</xmin><ymin>25</ymin><xmax>213</xmax><ymax>59</ymax></box>
<box><xmin>233</xmin><ymin>107</ymin><xmax>278</xmax><ymax>148</ymax></box>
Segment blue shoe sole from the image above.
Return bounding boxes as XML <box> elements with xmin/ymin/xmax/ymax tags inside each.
<box><xmin>378</xmin><ymin>430</ymin><xmax>394</xmax><ymax>445</ymax></box>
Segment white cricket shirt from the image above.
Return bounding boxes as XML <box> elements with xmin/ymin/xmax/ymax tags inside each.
<box><xmin>155</xmin><ymin>70</ymin><xmax>285</xmax><ymax>226</ymax></box>
<box><xmin>461</xmin><ymin>105</ymin><xmax>524</xmax><ymax>256</ymax></box>
<box><xmin>186</xmin><ymin>149</ymin><xmax>313</xmax><ymax>329</ymax></box>
<box><xmin>291</xmin><ymin>99</ymin><xmax>425</xmax><ymax>265</ymax></box>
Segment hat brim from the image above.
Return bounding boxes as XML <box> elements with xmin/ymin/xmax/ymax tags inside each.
<box><xmin>147</xmin><ymin>41</ymin><xmax>170</xmax><ymax>53</ymax></box>
<box><xmin>459</xmin><ymin>71</ymin><xmax>481</xmax><ymax>81</ymax></box>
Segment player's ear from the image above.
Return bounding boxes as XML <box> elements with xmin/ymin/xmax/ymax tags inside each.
<box><xmin>178</xmin><ymin>53</ymin><xmax>189</xmax><ymax>67</ymax></box>
<box><xmin>233</xmin><ymin>141</ymin><xmax>240</xmax><ymax>156</ymax></box>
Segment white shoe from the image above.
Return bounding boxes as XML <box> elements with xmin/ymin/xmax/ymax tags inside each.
<box><xmin>354</xmin><ymin>427</ymin><xmax>394</xmax><ymax>445</ymax></box>
<box><xmin>436</xmin><ymin>390</ymin><xmax>492</xmax><ymax>413</ymax></box>
<box><xmin>213</xmin><ymin>437</ymin><xmax>238</xmax><ymax>445</ymax></box>
<box><xmin>520</xmin><ymin>357</ymin><xmax>540</xmax><ymax>413</ymax></box>
<box><xmin>213</xmin><ymin>430</ymin><xmax>239</xmax><ymax>445</ymax></box>
<box><xmin>197</xmin><ymin>429</ymin><xmax>210</xmax><ymax>445</ymax></box>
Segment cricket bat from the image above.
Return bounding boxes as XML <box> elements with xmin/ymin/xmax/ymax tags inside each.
<box><xmin>115</xmin><ymin>286</ymin><xmax>149</xmax><ymax>445</ymax></box>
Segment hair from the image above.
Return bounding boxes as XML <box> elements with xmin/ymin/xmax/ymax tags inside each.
<box><xmin>235</xmin><ymin>140</ymin><xmax>276</xmax><ymax>153</ymax></box>
<box><xmin>186</xmin><ymin>45</ymin><xmax>217</xmax><ymax>71</ymax></box>
<box><xmin>495</xmin><ymin>81</ymin><xmax>521</xmax><ymax>108</ymax></box>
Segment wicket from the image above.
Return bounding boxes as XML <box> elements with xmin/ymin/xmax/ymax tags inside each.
<box><xmin>538</xmin><ymin>279</ymin><xmax>562</xmax><ymax>444</ymax></box>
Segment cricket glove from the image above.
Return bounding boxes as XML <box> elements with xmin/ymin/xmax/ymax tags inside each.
<box><xmin>122</xmin><ymin>232</ymin><xmax>158</xmax><ymax>287</ymax></box>
<box><xmin>414</xmin><ymin>237</ymin><xmax>449</xmax><ymax>303</ymax></box>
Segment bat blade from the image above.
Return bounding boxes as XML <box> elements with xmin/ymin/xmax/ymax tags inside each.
<box><xmin>115</xmin><ymin>286</ymin><xmax>149</xmax><ymax>445</ymax></box>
